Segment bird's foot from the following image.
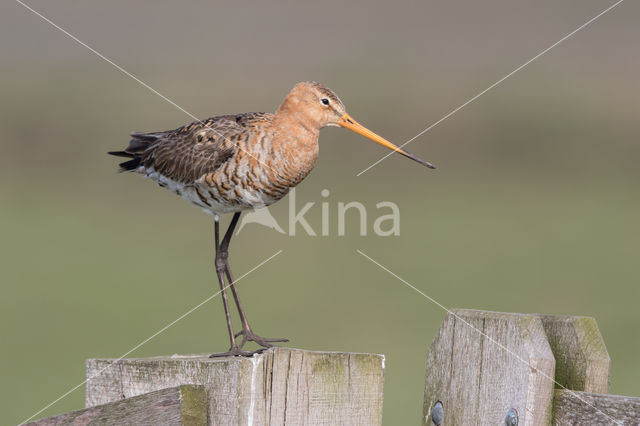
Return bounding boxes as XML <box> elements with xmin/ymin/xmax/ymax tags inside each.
<box><xmin>208</xmin><ymin>345</ymin><xmax>266</xmax><ymax>358</ymax></box>
<box><xmin>234</xmin><ymin>328</ymin><xmax>289</xmax><ymax>349</ymax></box>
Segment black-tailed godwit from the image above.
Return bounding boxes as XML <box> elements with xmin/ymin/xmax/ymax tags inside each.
<box><xmin>109</xmin><ymin>81</ymin><xmax>435</xmax><ymax>356</ymax></box>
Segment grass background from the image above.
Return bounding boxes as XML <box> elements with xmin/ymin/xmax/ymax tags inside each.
<box><xmin>1</xmin><ymin>1</ymin><xmax>639</xmax><ymax>424</ymax></box>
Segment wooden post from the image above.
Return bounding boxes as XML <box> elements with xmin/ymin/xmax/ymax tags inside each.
<box><xmin>422</xmin><ymin>310</ymin><xmax>629</xmax><ymax>425</ymax></box>
<box><xmin>422</xmin><ymin>310</ymin><xmax>556</xmax><ymax>426</ymax></box>
<box><xmin>25</xmin><ymin>385</ymin><xmax>206</xmax><ymax>426</ymax></box>
<box><xmin>553</xmin><ymin>389</ymin><xmax>640</xmax><ymax>424</ymax></box>
<box><xmin>540</xmin><ymin>315</ymin><xmax>639</xmax><ymax>424</ymax></box>
<box><xmin>539</xmin><ymin>315</ymin><xmax>610</xmax><ymax>393</ymax></box>
<box><xmin>86</xmin><ymin>347</ymin><xmax>385</xmax><ymax>425</ymax></box>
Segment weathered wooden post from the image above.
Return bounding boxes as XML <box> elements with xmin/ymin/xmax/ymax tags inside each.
<box><xmin>422</xmin><ymin>310</ymin><xmax>556</xmax><ymax>425</ymax></box>
<box><xmin>25</xmin><ymin>385</ymin><xmax>207</xmax><ymax>426</ymax></box>
<box><xmin>421</xmin><ymin>309</ymin><xmax>640</xmax><ymax>425</ymax></box>
<box><xmin>538</xmin><ymin>314</ymin><xmax>610</xmax><ymax>394</ymax></box>
<box><xmin>86</xmin><ymin>347</ymin><xmax>385</xmax><ymax>425</ymax></box>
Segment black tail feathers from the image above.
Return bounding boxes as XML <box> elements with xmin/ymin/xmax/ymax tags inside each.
<box><xmin>108</xmin><ymin>132</ymin><xmax>161</xmax><ymax>172</ymax></box>
<box><xmin>108</xmin><ymin>150</ymin><xmax>141</xmax><ymax>172</ymax></box>
<box><xmin>108</xmin><ymin>150</ymin><xmax>132</xmax><ymax>158</ymax></box>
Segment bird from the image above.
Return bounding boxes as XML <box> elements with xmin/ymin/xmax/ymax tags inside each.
<box><xmin>109</xmin><ymin>81</ymin><xmax>435</xmax><ymax>357</ymax></box>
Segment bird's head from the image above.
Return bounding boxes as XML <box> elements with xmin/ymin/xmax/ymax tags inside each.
<box><xmin>278</xmin><ymin>81</ymin><xmax>346</xmax><ymax>128</ymax></box>
<box><xmin>278</xmin><ymin>81</ymin><xmax>435</xmax><ymax>169</ymax></box>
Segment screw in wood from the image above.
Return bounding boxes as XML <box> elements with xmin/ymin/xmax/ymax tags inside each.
<box><xmin>431</xmin><ymin>401</ymin><xmax>443</xmax><ymax>425</ymax></box>
<box><xmin>505</xmin><ymin>408</ymin><xmax>518</xmax><ymax>425</ymax></box>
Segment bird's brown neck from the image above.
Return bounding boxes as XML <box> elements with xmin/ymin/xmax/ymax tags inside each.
<box><xmin>275</xmin><ymin>95</ymin><xmax>321</xmax><ymax>135</ymax></box>
<box><xmin>270</xmin><ymin>102</ymin><xmax>320</xmax><ymax>186</ymax></box>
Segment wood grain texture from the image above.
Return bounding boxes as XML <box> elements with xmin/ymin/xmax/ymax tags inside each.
<box><xmin>540</xmin><ymin>315</ymin><xmax>610</xmax><ymax>393</ymax></box>
<box><xmin>86</xmin><ymin>347</ymin><xmax>384</xmax><ymax>425</ymax></box>
<box><xmin>553</xmin><ymin>389</ymin><xmax>640</xmax><ymax>425</ymax></box>
<box><xmin>25</xmin><ymin>385</ymin><xmax>206</xmax><ymax>426</ymax></box>
<box><xmin>422</xmin><ymin>309</ymin><xmax>556</xmax><ymax>426</ymax></box>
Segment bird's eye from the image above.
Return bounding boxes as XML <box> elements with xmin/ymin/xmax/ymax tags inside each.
<box><xmin>321</xmin><ymin>98</ymin><xmax>330</xmax><ymax>106</ymax></box>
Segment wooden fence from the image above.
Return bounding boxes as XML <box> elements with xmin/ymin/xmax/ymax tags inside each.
<box><xmin>25</xmin><ymin>309</ymin><xmax>640</xmax><ymax>425</ymax></box>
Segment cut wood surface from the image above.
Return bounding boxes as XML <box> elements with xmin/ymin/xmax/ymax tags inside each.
<box><xmin>25</xmin><ymin>385</ymin><xmax>206</xmax><ymax>426</ymax></box>
<box><xmin>540</xmin><ymin>315</ymin><xmax>610</xmax><ymax>393</ymax></box>
<box><xmin>86</xmin><ymin>347</ymin><xmax>384</xmax><ymax>425</ymax></box>
<box><xmin>422</xmin><ymin>309</ymin><xmax>556</xmax><ymax>426</ymax></box>
<box><xmin>553</xmin><ymin>389</ymin><xmax>640</xmax><ymax>425</ymax></box>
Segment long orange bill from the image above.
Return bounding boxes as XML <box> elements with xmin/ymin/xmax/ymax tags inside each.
<box><xmin>338</xmin><ymin>113</ymin><xmax>435</xmax><ymax>169</ymax></box>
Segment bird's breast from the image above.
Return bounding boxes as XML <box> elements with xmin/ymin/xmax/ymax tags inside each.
<box><xmin>191</xmin><ymin>131</ymin><xmax>317</xmax><ymax>211</ymax></box>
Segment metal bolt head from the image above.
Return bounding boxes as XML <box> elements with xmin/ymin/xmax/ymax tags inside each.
<box><xmin>431</xmin><ymin>401</ymin><xmax>443</xmax><ymax>425</ymax></box>
<box><xmin>505</xmin><ymin>408</ymin><xmax>518</xmax><ymax>426</ymax></box>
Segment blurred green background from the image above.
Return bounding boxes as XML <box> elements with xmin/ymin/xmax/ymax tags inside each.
<box><xmin>1</xmin><ymin>1</ymin><xmax>639</xmax><ymax>424</ymax></box>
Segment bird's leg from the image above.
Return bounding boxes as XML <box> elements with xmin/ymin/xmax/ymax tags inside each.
<box><xmin>219</xmin><ymin>213</ymin><xmax>251</xmax><ymax>337</ymax></box>
<box><xmin>209</xmin><ymin>215</ymin><xmax>255</xmax><ymax>358</ymax></box>
<box><xmin>220</xmin><ymin>213</ymin><xmax>289</xmax><ymax>350</ymax></box>
<box><xmin>226</xmin><ymin>265</ymin><xmax>289</xmax><ymax>348</ymax></box>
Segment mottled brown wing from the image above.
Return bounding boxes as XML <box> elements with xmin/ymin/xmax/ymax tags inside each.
<box><xmin>116</xmin><ymin>115</ymin><xmax>251</xmax><ymax>184</ymax></box>
<box><xmin>144</xmin><ymin>121</ymin><xmax>239</xmax><ymax>184</ymax></box>
<box><xmin>109</xmin><ymin>113</ymin><xmax>274</xmax><ymax>183</ymax></box>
